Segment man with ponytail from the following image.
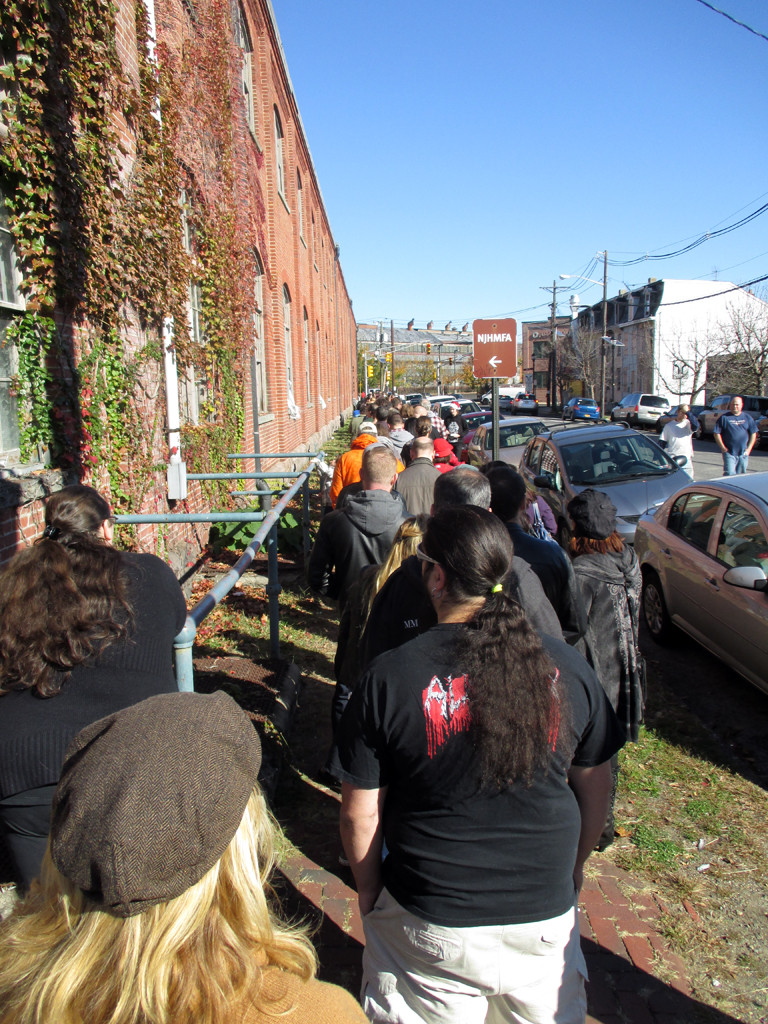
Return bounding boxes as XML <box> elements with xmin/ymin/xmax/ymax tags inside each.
<box><xmin>334</xmin><ymin>506</ymin><xmax>624</xmax><ymax>1024</ymax></box>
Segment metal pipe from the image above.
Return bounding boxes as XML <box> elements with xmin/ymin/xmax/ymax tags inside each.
<box><xmin>187</xmin><ymin>472</ymin><xmax>305</xmax><ymax>481</ymax></box>
<box><xmin>116</xmin><ymin>513</ymin><xmax>268</xmax><ymax>524</ymax></box>
<box><xmin>302</xmin><ymin>477</ymin><xmax>311</xmax><ymax>559</ymax></box>
<box><xmin>267</xmin><ymin>524</ymin><xmax>280</xmax><ymax>657</ymax></box>
<box><xmin>171</xmin><ymin>463</ymin><xmax>318</xmax><ymax>686</ymax></box>
<box><xmin>228</xmin><ymin>451</ymin><xmax>321</xmax><ymax>459</ymax></box>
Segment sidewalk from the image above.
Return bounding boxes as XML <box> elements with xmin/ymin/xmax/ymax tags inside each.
<box><xmin>276</xmin><ymin>847</ymin><xmax>727</xmax><ymax>1024</ymax></box>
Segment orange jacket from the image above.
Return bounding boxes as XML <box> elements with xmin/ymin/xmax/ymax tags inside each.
<box><xmin>329</xmin><ymin>435</ymin><xmax>404</xmax><ymax>507</ymax></box>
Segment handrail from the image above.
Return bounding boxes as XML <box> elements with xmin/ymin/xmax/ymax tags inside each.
<box><xmin>173</xmin><ymin>457</ymin><xmax>320</xmax><ymax>691</ymax></box>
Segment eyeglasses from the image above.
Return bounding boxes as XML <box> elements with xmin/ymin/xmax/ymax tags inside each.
<box><xmin>415</xmin><ymin>544</ymin><xmax>439</xmax><ymax>566</ymax></box>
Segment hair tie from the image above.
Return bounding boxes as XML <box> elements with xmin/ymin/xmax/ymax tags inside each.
<box><xmin>43</xmin><ymin>525</ymin><xmax>61</xmax><ymax>540</ymax></box>
<box><xmin>490</xmin><ymin>583</ymin><xmax>503</xmax><ymax>594</ymax></box>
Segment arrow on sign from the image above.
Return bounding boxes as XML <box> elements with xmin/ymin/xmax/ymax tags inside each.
<box><xmin>488</xmin><ymin>355</ymin><xmax>502</xmax><ymax>368</ymax></box>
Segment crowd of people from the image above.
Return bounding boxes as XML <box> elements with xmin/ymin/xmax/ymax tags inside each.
<box><xmin>309</xmin><ymin>391</ymin><xmax>646</xmax><ymax>1024</ymax></box>
<box><xmin>0</xmin><ymin>394</ymin><xmax>648</xmax><ymax>1023</ymax></box>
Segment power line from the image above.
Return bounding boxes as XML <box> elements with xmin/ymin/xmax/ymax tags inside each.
<box><xmin>692</xmin><ymin>0</ymin><xmax>768</xmax><ymax>43</ymax></box>
<box><xmin>657</xmin><ymin>274</ymin><xmax>768</xmax><ymax>308</ymax></box>
<box><xmin>607</xmin><ymin>201</ymin><xmax>768</xmax><ymax>267</ymax></box>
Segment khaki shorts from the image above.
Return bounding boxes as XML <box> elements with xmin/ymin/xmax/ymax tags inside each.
<box><xmin>361</xmin><ymin>887</ymin><xmax>587</xmax><ymax>1024</ymax></box>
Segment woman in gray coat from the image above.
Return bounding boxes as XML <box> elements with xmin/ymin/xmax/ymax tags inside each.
<box><xmin>567</xmin><ymin>489</ymin><xmax>645</xmax><ymax>849</ymax></box>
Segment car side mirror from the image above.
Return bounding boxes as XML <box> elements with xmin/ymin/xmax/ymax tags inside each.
<box><xmin>722</xmin><ymin>566</ymin><xmax>768</xmax><ymax>591</ymax></box>
<box><xmin>673</xmin><ymin>455</ymin><xmax>688</xmax><ymax>467</ymax></box>
<box><xmin>534</xmin><ymin>472</ymin><xmax>556</xmax><ymax>490</ymax></box>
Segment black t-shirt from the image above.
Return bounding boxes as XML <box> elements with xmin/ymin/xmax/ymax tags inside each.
<box><xmin>333</xmin><ymin>626</ymin><xmax>624</xmax><ymax>927</ymax></box>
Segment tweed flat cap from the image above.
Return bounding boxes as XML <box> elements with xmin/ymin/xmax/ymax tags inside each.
<box><xmin>50</xmin><ymin>691</ymin><xmax>261</xmax><ymax>917</ymax></box>
<box><xmin>567</xmin><ymin>488</ymin><xmax>617</xmax><ymax>540</ymax></box>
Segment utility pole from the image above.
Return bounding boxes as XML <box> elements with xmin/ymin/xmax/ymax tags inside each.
<box><xmin>600</xmin><ymin>250</ymin><xmax>608</xmax><ymax>416</ymax></box>
<box><xmin>390</xmin><ymin>319</ymin><xmax>395</xmax><ymax>392</ymax></box>
<box><xmin>539</xmin><ymin>280</ymin><xmax>561</xmax><ymax>414</ymax></box>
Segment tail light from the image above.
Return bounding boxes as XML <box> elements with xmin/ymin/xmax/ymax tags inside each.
<box><xmin>634</xmin><ymin>405</ymin><xmax>640</xmax><ymax>412</ymax></box>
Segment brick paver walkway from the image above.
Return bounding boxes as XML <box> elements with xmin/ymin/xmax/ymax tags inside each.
<box><xmin>276</xmin><ymin>847</ymin><xmax>742</xmax><ymax>1023</ymax></box>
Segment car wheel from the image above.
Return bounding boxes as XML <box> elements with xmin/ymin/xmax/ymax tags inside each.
<box><xmin>642</xmin><ymin>570</ymin><xmax>675</xmax><ymax>645</ymax></box>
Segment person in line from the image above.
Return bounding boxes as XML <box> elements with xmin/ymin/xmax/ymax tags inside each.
<box><xmin>660</xmin><ymin>404</ymin><xmax>699</xmax><ymax>479</ymax></box>
<box><xmin>308</xmin><ymin>446</ymin><xmax>408</xmax><ymax>609</ymax></box>
<box><xmin>394</xmin><ymin>436</ymin><xmax>441</xmax><ymax>515</ymax></box>
<box><xmin>386</xmin><ymin>411</ymin><xmax>413</xmax><ymax>460</ymax></box>
<box><xmin>713</xmin><ymin>395</ymin><xmax>757</xmax><ymax>476</ymax></box>
<box><xmin>0</xmin><ymin>485</ymin><xmax>187</xmax><ymax>889</ymax></box>
<box><xmin>360</xmin><ymin>466</ymin><xmax>562</xmax><ymax>667</ymax></box>
<box><xmin>487</xmin><ymin>464</ymin><xmax>585</xmax><ymax>644</ymax></box>
<box><xmin>567</xmin><ymin>489</ymin><xmax>645</xmax><ymax>850</ymax></box>
<box><xmin>333</xmin><ymin>506</ymin><xmax>624</xmax><ymax>1024</ymax></box>
<box><xmin>0</xmin><ymin>690</ymin><xmax>366</xmax><ymax>1024</ymax></box>
<box><xmin>329</xmin><ymin>421</ymin><xmax>379</xmax><ymax>508</ymax></box>
<box><xmin>432</xmin><ymin>436</ymin><xmax>460</xmax><ymax>472</ymax></box>
<box><xmin>331</xmin><ymin>515</ymin><xmax>429</xmax><ymax>742</ymax></box>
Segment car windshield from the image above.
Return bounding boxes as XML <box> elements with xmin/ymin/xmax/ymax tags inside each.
<box><xmin>560</xmin><ymin>434</ymin><xmax>675</xmax><ymax>485</ymax></box>
<box><xmin>485</xmin><ymin>422</ymin><xmax>546</xmax><ymax>450</ymax></box>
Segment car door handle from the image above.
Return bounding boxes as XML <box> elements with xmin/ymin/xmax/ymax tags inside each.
<box><xmin>705</xmin><ymin>577</ymin><xmax>719</xmax><ymax>589</ymax></box>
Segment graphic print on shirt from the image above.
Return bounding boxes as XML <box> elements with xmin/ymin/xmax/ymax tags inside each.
<box><xmin>422</xmin><ymin>673</ymin><xmax>471</xmax><ymax>757</ymax></box>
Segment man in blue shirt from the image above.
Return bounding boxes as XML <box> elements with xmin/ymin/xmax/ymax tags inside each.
<box><xmin>714</xmin><ymin>396</ymin><xmax>758</xmax><ymax>475</ymax></box>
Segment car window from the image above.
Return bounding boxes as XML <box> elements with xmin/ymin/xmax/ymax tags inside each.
<box><xmin>525</xmin><ymin>437</ymin><xmax>545</xmax><ymax>473</ymax></box>
<box><xmin>641</xmin><ymin>395</ymin><xmax>668</xmax><ymax>407</ymax></box>
<box><xmin>486</xmin><ymin>422</ymin><xmax>546</xmax><ymax>450</ymax></box>
<box><xmin>716</xmin><ymin>502</ymin><xmax>768</xmax><ymax>571</ymax></box>
<box><xmin>669</xmin><ymin>492</ymin><xmax>721</xmax><ymax>553</ymax></box>
<box><xmin>540</xmin><ymin>443</ymin><xmax>562</xmax><ymax>490</ymax></box>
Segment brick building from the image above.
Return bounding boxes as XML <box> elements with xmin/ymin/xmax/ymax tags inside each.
<box><xmin>0</xmin><ymin>0</ymin><xmax>356</xmax><ymax>567</ymax></box>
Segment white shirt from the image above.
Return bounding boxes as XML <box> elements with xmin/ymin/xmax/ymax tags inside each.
<box><xmin>661</xmin><ymin>419</ymin><xmax>694</xmax><ymax>463</ymax></box>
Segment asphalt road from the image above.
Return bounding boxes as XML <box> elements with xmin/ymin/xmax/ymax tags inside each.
<box><xmin>537</xmin><ymin>418</ymin><xmax>768</xmax><ymax>786</ymax></box>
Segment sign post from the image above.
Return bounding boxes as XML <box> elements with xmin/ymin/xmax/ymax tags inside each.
<box><xmin>473</xmin><ymin>318</ymin><xmax>517</xmax><ymax>463</ymax></box>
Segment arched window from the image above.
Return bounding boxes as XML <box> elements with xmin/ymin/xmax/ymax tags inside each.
<box><xmin>235</xmin><ymin>5</ymin><xmax>256</xmax><ymax>137</ymax></box>
<box><xmin>303</xmin><ymin>306</ymin><xmax>310</xmax><ymax>402</ymax></box>
<box><xmin>297</xmin><ymin>169</ymin><xmax>304</xmax><ymax>241</ymax></box>
<box><xmin>253</xmin><ymin>250</ymin><xmax>268</xmax><ymax>414</ymax></box>
<box><xmin>283</xmin><ymin>284</ymin><xmax>293</xmax><ymax>389</ymax></box>
<box><xmin>274</xmin><ymin>107</ymin><xmax>285</xmax><ymax>199</ymax></box>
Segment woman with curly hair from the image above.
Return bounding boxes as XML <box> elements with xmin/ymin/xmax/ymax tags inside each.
<box><xmin>334</xmin><ymin>505</ymin><xmax>625</xmax><ymax>1024</ymax></box>
<box><xmin>0</xmin><ymin>485</ymin><xmax>187</xmax><ymax>888</ymax></box>
<box><xmin>0</xmin><ymin>691</ymin><xmax>366</xmax><ymax>1024</ymax></box>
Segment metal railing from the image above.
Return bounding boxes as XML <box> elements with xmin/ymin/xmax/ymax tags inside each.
<box><xmin>115</xmin><ymin>454</ymin><xmax>323</xmax><ymax>692</ymax></box>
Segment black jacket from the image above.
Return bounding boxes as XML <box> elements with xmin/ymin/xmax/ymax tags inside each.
<box><xmin>360</xmin><ymin>553</ymin><xmax>562</xmax><ymax>669</ymax></box>
<box><xmin>307</xmin><ymin>490</ymin><xmax>407</xmax><ymax>607</ymax></box>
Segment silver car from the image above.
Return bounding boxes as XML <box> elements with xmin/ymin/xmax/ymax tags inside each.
<box><xmin>611</xmin><ymin>393</ymin><xmax>670</xmax><ymax>429</ymax></box>
<box><xmin>519</xmin><ymin>424</ymin><xmax>692</xmax><ymax>545</ymax></box>
<box><xmin>461</xmin><ymin>417</ymin><xmax>548</xmax><ymax>468</ymax></box>
<box><xmin>634</xmin><ymin>474</ymin><xmax>768</xmax><ymax>694</ymax></box>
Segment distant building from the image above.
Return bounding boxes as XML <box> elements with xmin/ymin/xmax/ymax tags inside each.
<box><xmin>357</xmin><ymin>324</ymin><xmax>474</xmax><ymax>394</ymax></box>
<box><xmin>520</xmin><ymin>317</ymin><xmax>571</xmax><ymax>405</ymax></box>
<box><xmin>573</xmin><ymin>279</ymin><xmax>768</xmax><ymax>406</ymax></box>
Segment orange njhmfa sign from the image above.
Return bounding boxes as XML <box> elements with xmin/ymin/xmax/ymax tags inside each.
<box><xmin>472</xmin><ymin>318</ymin><xmax>517</xmax><ymax>379</ymax></box>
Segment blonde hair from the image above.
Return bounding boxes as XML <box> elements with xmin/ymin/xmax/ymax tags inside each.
<box><xmin>362</xmin><ymin>514</ymin><xmax>428</xmax><ymax>627</ymax></box>
<box><xmin>0</xmin><ymin>790</ymin><xmax>316</xmax><ymax>1024</ymax></box>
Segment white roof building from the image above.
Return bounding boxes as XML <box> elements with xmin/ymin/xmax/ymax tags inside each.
<box><xmin>574</xmin><ymin>279</ymin><xmax>768</xmax><ymax>405</ymax></box>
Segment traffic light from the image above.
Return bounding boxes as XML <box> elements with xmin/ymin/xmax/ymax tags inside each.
<box><xmin>426</xmin><ymin>343</ymin><xmax>431</xmax><ymax>354</ymax></box>
<box><xmin>367</xmin><ymin>365</ymin><xmax>373</xmax><ymax>377</ymax></box>
<box><xmin>448</xmin><ymin>356</ymin><xmax>453</xmax><ymax>365</ymax></box>
<box><xmin>385</xmin><ymin>352</ymin><xmax>392</xmax><ymax>362</ymax></box>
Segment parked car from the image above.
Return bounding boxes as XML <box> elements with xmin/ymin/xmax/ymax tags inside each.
<box><xmin>611</xmin><ymin>393</ymin><xmax>670</xmax><ymax>429</ymax></box>
<box><xmin>757</xmin><ymin>413</ymin><xmax>768</xmax><ymax>450</ymax></box>
<box><xmin>634</xmin><ymin>474</ymin><xmax>768</xmax><ymax>694</ymax></box>
<box><xmin>438</xmin><ymin>398</ymin><xmax>481</xmax><ymax>420</ymax></box>
<box><xmin>480</xmin><ymin>386</ymin><xmax>526</xmax><ymax>404</ymax></box>
<box><xmin>697</xmin><ymin>394</ymin><xmax>768</xmax><ymax>436</ymax></box>
<box><xmin>458</xmin><ymin>408</ymin><xmax>494</xmax><ymax>432</ymax></box>
<box><xmin>513</xmin><ymin>393</ymin><xmax>538</xmax><ymax>415</ymax></box>
<box><xmin>519</xmin><ymin>423</ymin><xmax>692</xmax><ymax>546</ymax></box>
<box><xmin>460</xmin><ymin>417</ymin><xmax>548</xmax><ymax>468</ymax></box>
<box><xmin>655</xmin><ymin>404</ymin><xmax>709</xmax><ymax>433</ymax></box>
<box><xmin>403</xmin><ymin>392</ymin><xmax>426</xmax><ymax>407</ymax></box>
<box><xmin>562</xmin><ymin>397</ymin><xmax>601</xmax><ymax>421</ymax></box>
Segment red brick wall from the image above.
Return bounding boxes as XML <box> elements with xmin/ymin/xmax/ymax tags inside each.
<box><xmin>1</xmin><ymin>0</ymin><xmax>354</xmax><ymax>569</ymax></box>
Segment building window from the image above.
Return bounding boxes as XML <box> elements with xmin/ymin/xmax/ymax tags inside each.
<box><xmin>235</xmin><ymin>5</ymin><xmax>256</xmax><ymax>137</ymax></box>
<box><xmin>311</xmin><ymin>212</ymin><xmax>316</xmax><ymax>267</ymax></box>
<box><xmin>0</xmin><ymin>195</ymin><xmax>24</xmax><ymax>462</ymax></box>
<box><xmin>283</xmin><ymin>284</ymin><xmax>293</xmax><ymax>389</ymax></box>
<box><xmin>253</xmin><ymin>250</ymin><xmax>268</xmax><ymax>415</ymax></box>
<box><xmin>297</xmin><ymin>170</ymin><xmax>304</xmax><ymax>241</ymax></box>
<box><xmin>179</xmin><ymin>189</ymin><xmax>208</xmax><ymax>423</ymax></box>
<box><xmin>303</xmin><ymin>306</ymin><xmax>310</xmax><ymax>402</ymax></box>
<box><xmin>274</xmin><ymin>107</ymin><xmax>285</xmax><ymax>200</ymax></box>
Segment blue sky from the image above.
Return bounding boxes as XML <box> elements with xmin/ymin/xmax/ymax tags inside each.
<box><xmin>272</xmin><ymin>0</ymin><xmax>768</xmax><ymax>326</ymax></box>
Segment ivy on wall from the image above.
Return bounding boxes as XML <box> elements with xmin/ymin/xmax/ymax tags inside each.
<box><xmin>0</xmin><ymin>0</ymin><xmax>261</xmax><ymax>508</ymax></box>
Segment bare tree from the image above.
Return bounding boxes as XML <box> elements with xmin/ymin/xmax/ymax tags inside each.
<box><xmin>717</xmin><ymin>291</ymin><xmax>768</xmax><ymax>396</ymax></box>
<box><xmin>394</xmin><ymin>357</ymin><xmax>436</xmax><ymax>393</ymax></box>
<box><xmin>655</xmin><ymin>327</ymin><xmax>725</xmax><ymax>404</ymax></box>
<box><xmin>563</xmin><ymin>327</ymin><xmax>604</xmax><ymax>400</ymax></box>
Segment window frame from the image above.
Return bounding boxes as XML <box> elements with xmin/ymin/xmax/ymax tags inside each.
<box><xmin>283</xmin><ymin>284</ymin><xmax>293</xmax><ymax>391</ymax></box>
<box><xmin>274</xmin><ymin>107</ymin><xmax>287</xmax><ymax>205</ymax></box>
<box><xmin>235</xmin><ymin>4</ymin><xmax>257</xmax><ymax>140</ymax></box>
<box><xmin>0</xmin><ymin>195</ymin><xmax>25</xmax><ymax>463</ymax></box>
